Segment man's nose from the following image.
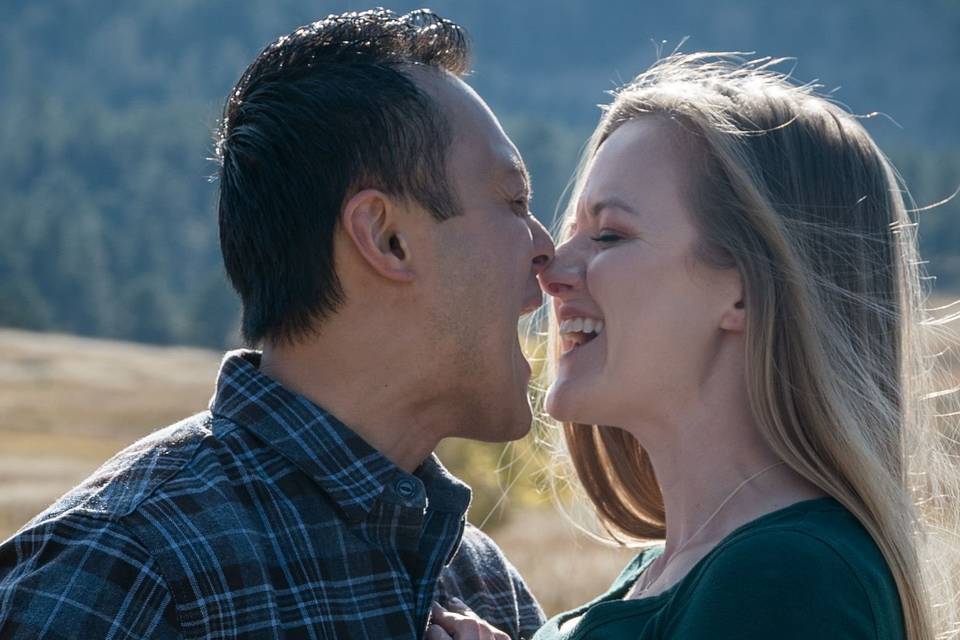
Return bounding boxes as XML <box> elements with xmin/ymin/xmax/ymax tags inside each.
<box><xmin>529</xmin><ymin>216</ymin><xmax>555</xmax><ymax>274</ymax></box>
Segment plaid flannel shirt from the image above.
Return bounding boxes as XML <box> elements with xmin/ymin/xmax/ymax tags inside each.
<box><xmin>0</xmin><ymin>350</ymin><xmax>545</xmax><ymax>639</ymax></box>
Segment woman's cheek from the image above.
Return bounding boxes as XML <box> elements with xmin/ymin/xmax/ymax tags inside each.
<box><xmin>585</xmin><ymin>247</ymin><xmax>635</xmax><ymax>306</ymax></box>
<box><xmin>584</xmin><ymin>250</ymin><xmax>615</xmax><ymax>296</ymax></box>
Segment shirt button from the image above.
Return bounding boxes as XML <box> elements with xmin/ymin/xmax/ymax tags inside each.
<box><xmin>395</xmin><ymin>478</ymin><xmax>418</xmax><ymax>498</ymax></box>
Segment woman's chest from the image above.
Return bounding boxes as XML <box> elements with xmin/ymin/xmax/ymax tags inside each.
<box><xmin>541</xmin><ymin>604</ymin><xmax>670</xmax><ymax>640</ymax></box>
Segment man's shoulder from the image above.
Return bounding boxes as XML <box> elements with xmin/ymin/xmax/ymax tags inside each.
<box><xmin>0</xmin><ymin>500</ymin><xmax>182</xmax><ymax>637</ymax></box>
<box><xmin>0</xmin><ymin>412</ymin><xmax>244</xmax><ymax>637</ymax></box>
<box><xmin>22</xmin><ymin>411</ymin><xmax>222</xmax><ymax>530</ymax></box>
<box><xmin>0</xmin><ymin>440</ymin><xmax>193</xmax><ymax>639</ymax></box>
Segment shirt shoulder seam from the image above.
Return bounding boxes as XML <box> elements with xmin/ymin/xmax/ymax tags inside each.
<box><xmin>117</xmin><ymin>413</ymin><xmax>238</xmax><ymax>517</ymax></box>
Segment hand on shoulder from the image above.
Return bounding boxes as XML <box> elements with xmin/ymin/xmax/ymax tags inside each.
<box><xmin>427</xmin><ymin>600</ymin><xmax>511</xmax><ymax>640</ymax></box>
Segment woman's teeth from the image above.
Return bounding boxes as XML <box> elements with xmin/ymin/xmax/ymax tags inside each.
<box><xmin>559</xmin><ymin>317</ymin><xmax>604</xmax><ymax>335</ymax></box>
<box><xmin>559</xmin><ymin>317</ymin><xmax>604</xmax><ymax>352</ymax></box>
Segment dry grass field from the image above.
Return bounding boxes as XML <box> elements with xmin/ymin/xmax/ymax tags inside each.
<box><xmin>0</xmin><ymin>329</ymin><xmax>219</xmax><ymax>538</ymax></box>
<box><xmin>0</xmin><ymin>328</ymin><xmax>635</xmax><ymax>616</ymax></box>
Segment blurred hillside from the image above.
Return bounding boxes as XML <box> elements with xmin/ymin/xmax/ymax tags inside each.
<box><xmin>2</xmin><ymin>0</ymin><xmax>959</xmax><ymax>346</ymax></box>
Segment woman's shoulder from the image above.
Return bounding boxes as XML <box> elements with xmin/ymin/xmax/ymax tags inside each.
<box><xmin>669</xmin><ymin>497</ymin><xmax>905</xmax><ymax>638</ymax></box>
<box><xmin>706</xmin><ymin>497</ymin><xmax>893</xmax><ymax>587</ymax></box>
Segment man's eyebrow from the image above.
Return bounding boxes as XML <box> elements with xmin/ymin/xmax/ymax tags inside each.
<box><xmin>499</xmin><ymin>158</ymin><xmax>532</xmax><ymax>194</ymax></box>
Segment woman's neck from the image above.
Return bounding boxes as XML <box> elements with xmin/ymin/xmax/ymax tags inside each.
<box><xmin>623</xmin><ymin>407</ymin><xmax>827</xmax><ymax>572</ymax></box>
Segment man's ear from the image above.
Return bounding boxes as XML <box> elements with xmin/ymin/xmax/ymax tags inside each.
<box><xmin>341</xmin><ymin>189</ymin><xmax>416</xmax><ymax>283</ymax></box>
<box><xmin>718</xmin><ymin>272</ymin><xmax>746</xmax><ymax>333</ymax></box>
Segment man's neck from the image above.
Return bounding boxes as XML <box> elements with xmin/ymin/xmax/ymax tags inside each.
<box><xmin>258</xmin><ymin>340</ymin><xmax>447</xmax><ymax>473</ymax></box>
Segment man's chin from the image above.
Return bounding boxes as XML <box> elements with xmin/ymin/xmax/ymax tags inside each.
<box><xmin>504</xmin><ymin>400</ymin><xmax>534</xmax><ymax>441</ymax></box>
<box><xmin>469</xmin><ymin>404</ymin><xmax>532</xmax><ymax>443</ymax></box>
<box><xmin>504</xmin><ymin>416</ymin><xmax>533</xmax><ymax>442</ymax></box>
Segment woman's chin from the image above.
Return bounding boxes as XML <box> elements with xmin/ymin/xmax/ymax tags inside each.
<box><xmin>545</xmin><ymin>380</ymin><xmax>585</xmax><ymax>424</ymax></box>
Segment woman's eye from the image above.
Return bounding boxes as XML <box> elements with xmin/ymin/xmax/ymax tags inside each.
<box><xmin>590</xmin><ymin>232</ymin><xmax>622</xmax><ymax>244</ymax></box>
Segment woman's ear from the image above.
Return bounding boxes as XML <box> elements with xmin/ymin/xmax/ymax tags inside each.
<box><xmin>719</xmin><ymin>272</ymin><xmax>746</xmax><ymax>333</ymax></box>
<box><xmin>341</xmin><ymin>189</ymin><xmax>416</xmax><ymax>283</ymax></box>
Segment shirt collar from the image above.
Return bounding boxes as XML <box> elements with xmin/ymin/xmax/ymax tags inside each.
<box><xmin>209</xmin><ymin>350</ymin><xmax>471</xmax><ymax>523</ymax></box>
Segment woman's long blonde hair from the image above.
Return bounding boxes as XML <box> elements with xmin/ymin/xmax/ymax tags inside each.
<box><xmin>545</xmin><ymin>53</ymin><xmax>960</xmax><ymax>639</ymax></box>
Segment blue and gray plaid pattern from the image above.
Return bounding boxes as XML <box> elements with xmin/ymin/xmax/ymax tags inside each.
<box><xmin>0</xmin><ymin>350</ymin><xmax>545</xmax><ymax>639</ymax></box>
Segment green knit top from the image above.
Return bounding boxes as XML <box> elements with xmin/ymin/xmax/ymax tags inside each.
<box><xmin>532</xmin><ymin>497</ymin><xmax>906</xmax><ymax>639</ymax></box>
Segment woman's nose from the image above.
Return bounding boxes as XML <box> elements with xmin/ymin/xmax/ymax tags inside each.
<box><xmin>538</xmin><ymin>239</ymin><xmax>582</xmax><ymax>297</ymax></box>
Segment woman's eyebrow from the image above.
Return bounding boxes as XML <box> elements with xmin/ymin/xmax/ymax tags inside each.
<box><xmin>589</xmin><ymin>197</ymin><xmax>639</xmax><ymax>218</ymax></box>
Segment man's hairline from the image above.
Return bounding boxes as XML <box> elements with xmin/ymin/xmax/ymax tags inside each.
<box><xmin>404</xmin><ymin>65</ymin><xmax>531</xmax><ymax>200</ymax></box>
<box><xmin>395</xmin><ymin>64</ymin><xmax>471</xmax><ymax>222</ymax></box>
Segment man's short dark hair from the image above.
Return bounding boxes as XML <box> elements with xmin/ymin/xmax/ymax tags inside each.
<box><xmin>214</xmin><ymin>8</ymin><xmax>469</xmax><ymax>345</ymax></box>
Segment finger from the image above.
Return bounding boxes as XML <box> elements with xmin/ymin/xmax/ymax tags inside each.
<box><xmin>431</xmin><ymin>602</ymin><xmax>465</xmax><ymax>623</ymax></box>
<box><xmin>443</xmin><ymin>599</ymin><xmax>509</xmax><ymax>640</ymax></box>
<box><xmin>425</xmin><ymin>624</ymin><xmax>453</xmax><ymax>640</ymax></box>
<box><xmin>430</xmin><ymin>603</ymin><xmax>462</xmax><ymax>630</ymax></box>
<box><xmin>430</xmin><ymin>607</ymin><xmax>481</xmax><ymax>639</ymax></box>
<box><xmin>431</xmin><ymin>602</ymin><xmax>454</xmax><ymax>623</ymax></box>
<box><xmin>446</xmin><ymin>597</ymin><xmax>472</xmax><ymax>614</ymax></box>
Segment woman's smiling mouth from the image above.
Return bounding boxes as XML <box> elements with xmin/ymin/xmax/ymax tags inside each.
<box><xmin>559</xmin><ymin>316</ymin><xmax>605</xmax><ymax>354</ymax></box>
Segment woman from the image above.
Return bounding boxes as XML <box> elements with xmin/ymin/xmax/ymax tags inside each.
<box><xmin>429</xmin><ymin>53</ymin><xmax>959</xmax><ymax>640</ymax></box>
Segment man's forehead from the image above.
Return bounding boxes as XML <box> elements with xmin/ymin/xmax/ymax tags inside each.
<box><xmin>409</xmin><ymin>69</ymin><xmax>503</xmax><ymax>139</ymax></box>
<box><xmin>412</xmin><ymin>68</ymin><xmax>528</xmax><ymax>185</ymax></box>
<box><xmin>405</xmin><ymin>65</ymin><xmax>476</xmax><ymax>114</ymax></box>
<box><xmin>497</xmin><ymin>155</ymin><xmax>531</xmax><ymax>190</ymax></box>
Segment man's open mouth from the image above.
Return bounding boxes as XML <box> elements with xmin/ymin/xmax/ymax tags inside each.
<box><xmin>559</xmin><ymin>317</ymin><xmax>604</xmax><ymax>354</ymax></box>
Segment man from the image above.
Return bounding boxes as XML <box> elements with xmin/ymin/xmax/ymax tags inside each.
<box><xmin>0</xmin><ymin>9</ymin><xmax>554</xmax><ymax>639</ymax></box>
